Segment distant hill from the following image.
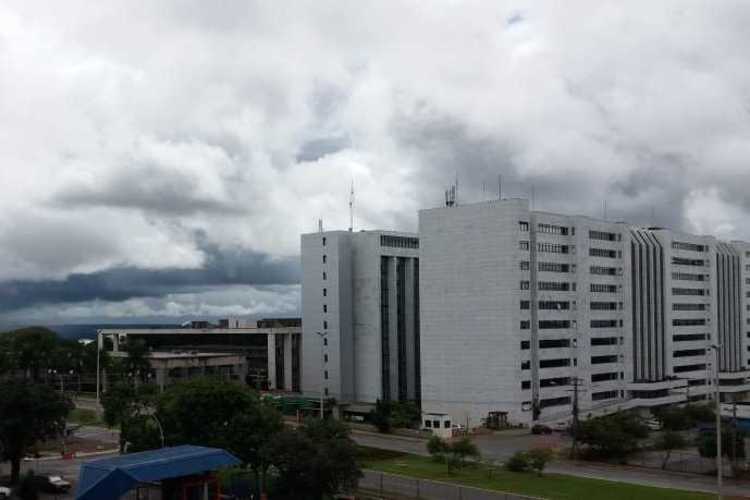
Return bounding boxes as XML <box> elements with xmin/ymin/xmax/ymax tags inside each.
<box><xmin>46</xmin><ymin>324</ymin><xmax>180</xmax><ymax>340</ymax></box>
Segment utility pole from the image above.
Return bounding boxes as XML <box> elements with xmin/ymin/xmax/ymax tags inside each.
<box><xmin>731</xmin><ymin>402</ymin><xmax>737</xmax><ymax>470</ymax></box>
<box><xmin>570</xmin><ymin>377</ymin><xmax>581</xmax><ymax>458</ymax></box>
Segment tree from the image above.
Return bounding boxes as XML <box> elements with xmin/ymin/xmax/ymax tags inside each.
<box><xmin>527</xmin><ymin>448</ymin><xmax>554</xmax><ymax>476</ymax></box>
<box><xmin>5</xmin><ymin>327</ymin><xmax>59</xmax><ymax>381</ymax></box>
<box><xmin>448</xmin><ymin>437</ymin><xmax>480</xmax><ymax>469</ymax></box>
<box><xmin>427</xmin><ymin>435</ymin><xmax>449</xmax><ymax>462</ymax></box>
<box><xmin>505</xmin><ymin>451</ymin><xmax>530</xmax><ymax>472</ymax></box>
<box><xmin>369</xmin><ymin>399</ymin><xmax>392</xmax><ymax>433</ymax></box>
<box><xmin>269</xmin><ymin>418</ymin><xmax>362</xmax><ymax>500</ymax></box>
<box><xmin>101</xmin><ymin>382</ymin><xmax>156</xmax><ymax>453</ymax></box>
<box><xmin>698</xmin><ymin>429</ymin><xmax>746</xmax><ymax>459</ymax></box>
<box><xmin>0</xmin><ymin>381</ymin><xmax>73</xmax><ymax>483</ymax></box>
<box><xmin>576</xmin><ymin>412</ymin><xmax>649</xmax><ymax>461</ymax></box>
<box><xmin>655</xmin><ymin>431</ymin><xmax>686</xmax><ymax>469</ymax></box>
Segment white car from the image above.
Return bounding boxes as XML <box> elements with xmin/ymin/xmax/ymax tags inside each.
<box><xmin>0</xmin><ymin>486</ymin><xmax>11</xmax><ymax>499</ymax></box>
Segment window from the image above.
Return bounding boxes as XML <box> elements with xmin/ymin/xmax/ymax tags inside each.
<box><xmin>673</xmin><ymin>333</ymin><xmax>707</xmax><ymax>342</ymax></box>
<box><xmin>323</xmin><ymin>320</ymin><xmax>328</xmax><ymax>329</ymax></box>
<box><xmin>323</xmin><ymin>255</ymin><xmax>327</xmax><ymax>263</ymax></box>
<box><xmin>591</xmin><ymin>302</ymin><xmax>617</xmax><ymax>310</ymax></box>
<box><xmin>521</xmin><ymin>341</ymin><xmax>530</xmax><ymax>350</ymax></box>
<box><xmin>591</xmin><ymin>355</ymin><xmax>618</xmax><ymax>364</ymax></box>
<box><xmin>674</xmin><ymin>363</ymin><xmax>706</xmax><ymax>373</ymax></box>
<box><xmin>520</xmin><ymin>261</ymin><xmax>530</xmax><ymax>270</ymax></box>
<box><xmin>324</xmin><ymin>354</ymin><xmax>328</xmax><ymax>363</ymax></box>
<box><xmin>323</xmin><ymin>338</ymin><xmax>328</xmax><ymax>346</ymax></box>
<box><xmin>537</xmin><ymin>242</ymin><xmax>569</xmax><ymax>254</ymax></box>
<box><xmin>323</xmin><ymin>288</ymin><xmax>327</xmax><ymax>296</ymax></box>
<box><xmin>590</xmin><ymin>266</ymin><xmax>618</xmax><ymax>276</ymax></box>
<box><xmin>380</xmin><ymin>235</ymin><xmax>419</xmax><ymax>248</ymax></box>
<box><xmin>537</xmin><ymin>223</ymin><xmax>569</xmax><ymax>235</ymax></box>
<box><xmin>519</xmin><ymin>221</ymin><xmax>529</xmax><ymax>232</ymax></box>
<box><xmin>444</xmin><ymin>420</ymin><xmax>451</xmax><ymax>429</ymax></box>
<box><xmin>520</xmin><ymin>320</ymin><xmax>530</xmax><ymax>330</ymax></box>
<box><xmin>520</xmin><ymin>300</ymin><xmax>530</xmax><ymax>310</ymax></box>
<box><xmin>672</xmin><ymin>318</ymin><xmax>706</xmax><ymax>326</ymax></box>
<box><xmin>591</xmin><ymin>337</ymin><xmax>618</xmax><ymax>346</ymax></box>
<box><xmin>591</xmin><ymin>284</ymin><xmax>618</xmax><ymax>293</ymax></box>
<box><xmin>589</xmin><ymin>230</ymin><xmax>618</xmax><ymax>241</ymax></box>
<box><xmin>521</xmin><ymin>381</ymin><xmax>531</xmax><ymax>390</ymax></box>
<box><xmin>589</xmin><ymin>248</ymin><xmax>617</xmax><ymax>258</ymax></box>
<box><xmin>323</xmin><ymin>272</ymin><xmax>327</xmax><ymax>280</ymax></box>
<box><xmin>674</xmin><ymin>349</ymin><xmax>706</xmax><ymax>357</ymax></box>
<box><xmin>673</xmin><ymin>303</ymin><xmax>706</xmax><ymax>311</ymax></box>
<box><xmin>672</xmin><ymin>272</ymin><xmax>705</xmax><ymax>282</ymax></box>
<box><xmin>324</xmin><ymin>388</ymin><xmax>329</xmax><ymax>396</ymax></box>
<box><xmin>520</xmin><ymin>241</ymin><xmax>530</xmax><ymax>250</ymax></box>
<box><xmin>538</xmin><ymin>262</ymin><xmax>570</xmax><ymax>273</ymax></box>
<box><xmin>520</xmin><ymin>281</ymin><xmax>530</xmax><ymax>290</ymax></box>
<box><xmin>521</xmin><ymin>360</ymin><xmax>531</xmax><ymax>370</ymax></box>
<box><xmin>672</xmin><ymin>241</ymin><xmax>706</xmax><ymax>252</ymax></box>
<box><xmin>592</xmin><ymin>390</ymin><xmax>618</xmax><ymax>401</ymax></box>
<box><xmin>540</xmin><ymin>358</ymin><xmax>570</xmax><ymax>368</ymax></box>
<box><xmin>540</xmin><ymin>396</ymin><xmax>571</xmax><ymax>408</ymax></box>
<box><xmin>539</xmin><ymin>320</ymin><xmax>570</xmax><ymax>329</ymax></box>
<box><xmin>591</xmin><ymin>372</ymin><xmax>618</xmax><ymax>382</ymax></box>
<box><xmin>540</xmin><ymin>377</ymin><xmax>570</xmax><ymax>387</ymax></box>
<box><xmin>324</xmin><ymin>370</ymin><xmax>328</xmax><ymax>380</ymax></box>
<box><xmin>322</xmin><ymin>237</ymin><xmax>326</xmax><ymax>246</ymax></box>
<box><xmin>538</xmin><ymin>281</ymin><xmax>570</xmax><ymax>291</ymax></box>
<box><xmin>323</xmin><ymin>304</ymin><xmax>327</xmax><ymax>313</ymax></box>
<box><xmin>424</xmin><ymin>420</ymin><xmax>432</xmax><ymax>428</ymax></box>
<box><xmin>673</xmin><ymin>288</ymin><xmax>706</xmax><ymax>296</ymax></box>
<box><xmin>672</xmin><ymin>257</ymin><xmax>706</xmax><ymax>266</ymax></box>
<box><xmin>591</xmin><ymin>319</ymin><xmax>618</xmax><ymax>328</ymax></box>
<box><xmin>539</xmin><ymin>301</ymin><xmax>569</xmax><ymax>310</ymax></box>
<box><xmin>539</xmin><ymin>339</ymin><xmax>570</xmax><ymax>348</ymax></box>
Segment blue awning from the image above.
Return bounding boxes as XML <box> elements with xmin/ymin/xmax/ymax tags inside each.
<box><xmin>76</xmin><ymin>445</ymin><xmax>241</xmax><ymax>500</ymax></box>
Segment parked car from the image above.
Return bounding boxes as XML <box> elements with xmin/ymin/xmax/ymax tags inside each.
<box><xmin>31</xmin><ymin>475</ymin><xmax>71</xmax><ymax>493</ymax></box>
<box><xmin>531</xmin><ymin>424</ymin><xmax>552</xmax><ymax>435</ymax></box>
<box><xmin>0</xmin><ymin>485</ymin><xmax>11</xmax><ymax>499</ymax></box>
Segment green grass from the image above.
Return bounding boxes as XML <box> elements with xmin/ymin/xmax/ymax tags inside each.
<box><xmin>67</xmin><ymin>408</ymin><xmax>103</xmax><ymax>426</ymax></box>
<box><xmin>360</xmin><ymin>451</ymin><xmax>713</xmax><ymax>500</ymax></box>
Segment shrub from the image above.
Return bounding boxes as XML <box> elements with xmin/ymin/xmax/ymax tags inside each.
<box><xmin>449</xmin><ymin>437</ymin><xmax>480</xmax><ymax>468</ymax></box>
<box><xmin>527</xmin><ymin>448</ymin><xmax>554</xmax><ymax>476</ymax></box>
<box><xmin>427</xmin><ymin>435</ymin><xmax>448</xmax><ymax>463</ymax></box>
<box><xmin>505</xmin><ymin>451</ymin><xmax>530</xmax><ymax>472</ymax></box>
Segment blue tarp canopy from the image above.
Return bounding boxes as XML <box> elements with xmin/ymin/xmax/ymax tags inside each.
<box><xmin>75</xmin><ymin>445</ymin><xmax>241</xmax><ymax>500</ymax></box>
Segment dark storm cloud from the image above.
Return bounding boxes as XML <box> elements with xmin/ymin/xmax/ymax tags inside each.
<box><xmin>0</xmin><ymin>241</ymin><xmax>300</xmax><ymax>313</ymax></box>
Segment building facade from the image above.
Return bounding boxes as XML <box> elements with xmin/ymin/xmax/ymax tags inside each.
<box><xmin>98</xmin><ymin>318</ymin><xmax>301</xmax><ymax>392</ymax></box>
<box><xmin>419</xmin><ymin>198</ymin><xmax>750</xmax><ymax>427</ymax></box>
<box><xmin>301</xmin><ymin>230</ymin><xmax>420</xmax><ymax>405</ymax></box>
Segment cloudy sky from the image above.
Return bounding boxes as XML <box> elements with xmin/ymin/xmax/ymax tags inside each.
<box><xmin>2</xmin><ymin>1</ymin><xmax>750</xmax><ymax>325</ymax></box>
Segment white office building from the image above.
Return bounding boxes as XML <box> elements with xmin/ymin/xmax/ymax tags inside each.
<box><xmin>419</xmin><ymin>198</ymin><xmax>750</xmax><ymax>427</ymax></box>
<box><xmin>301</xmin><ymin>230</ymin><xmax>421</xmax><ymax>407</ymax></box>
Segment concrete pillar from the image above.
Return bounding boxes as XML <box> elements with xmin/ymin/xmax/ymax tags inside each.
<box><xmin>112</xmin><ymin>334</ymin><xmax>120</xmax><ymax>353</ymax></box>
<box><xmin>156</xmin><ymin>366</ymin><xmax>166</xmax><ymax>392</ymax></box>
<box><xmin>267</xmin><ymin>334</ymin><xmax>277</xmax><ymax>390</ymax></box>
<box><xmin>284</xmin><ymin>334</ymin><xmax>293</xmax><ymax>391</ymax></box>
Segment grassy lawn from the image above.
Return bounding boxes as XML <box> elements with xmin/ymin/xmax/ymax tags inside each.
<box><xmin>68</xmin><ymin>407</ymin><xmax>103</xmax><ymax>426</ymax></box>
<box><xmin>358</xmin><ymin>447</ymin><xmax>713</xmax><ymax>500</ymax></box>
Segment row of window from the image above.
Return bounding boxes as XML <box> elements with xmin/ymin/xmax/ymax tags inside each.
<box><xmin>538</xmin><ymin>262</ymin><xmax>572</xmax><ymax>273</ymax></box>
<box><xmin>590</xmin><ymin>301</ymin><xmax>619</xmax><ymax>310</ymax></box>
<box><xmin>538</xmin><ymin>242</ymin><xmax>572</xmax><ymax>254</ymax></box>
<box><xmin>673</xmin><ymin>318</ymin><xmax>707</xmax><ymax>326</ymax></box>
<box><xmin>673</xmin><ymin>288</ymin><xmax>707</xmax><ymax>296</ymax></box>
<box><xmin>520</xmin><ymin>320</ymin><xmax>572</xmax><ymax>330</ymax></box>
<box><xmin>591</xmin><ymin>319</ymin><xmax>621</xmax><ymax>328</ymax></box>
<box><xmin>589</xmin><ymin>230</ymin><xmax>620</xmax><ymax>241</ymax></box>
<box><xmin>590</xmin><ymin>265</ymin><xmax>621</xmax><ymax>276</ymax></box>
<box><xmin>673</xmin><ymin>303</ymin><xmax>706</xmax><ymax>311</ymax></box>
<box><xmin>380</xmin><ymin>235</ymin><xmax>419</xmax><ymax>249</ymax></box>
<box><xmin>522</xmin><ymin>356</ymin><xmax>623</xmax><ymax>370</ymax></box>
<box><xmin>520</xmin><ymin>300</ymin><xmax>572</xmax><ymax>310</ymax></box>
<box><xmin>589</xmin><ymin>248</ymin><xmax>620</xmax><ymax>258</ymax></box>
<box><xmin>672</xmin><ymin>241</ymin><xmax>707</xmax><ymax>252</ymax></box>
<box><xmin>672</xmin><ymin>272</ymin><xmax>706</xmax><ymax>282</ymax></box>
<box><xmin>538</xmin><ymin>223</ymin><xmax>570</xmax><ymax>235</ymax></box>
<box><xmin>674</xmin><ymin>349</ymin><xmax>706</xmax><ymax>358</ymax></box>
<box><xmin>673</xmin><ymin>333</ymin><xmax>708</xmax><ymax>342</ymax></box>
<box><xmin>592</xmin><ymin>372</ymin><xmax>621</xmax><ymax>382</ymax></box>
<box><xmin>522</xmin><ymin>281</ymin><xmax>577</xmax><ymax>291</ymax></box>
<box><xmin>672</xmin><ymin>257</ymin><xmax>708</xmax><ymax>266</ymax></box>
<box><xmin>674</xmin><ymin>363</ymin><xmax>706</xmax><ymax>373</ymax></box>
<box><xmin>591</xmin><ymin>284</ymin><xmax>620</xmax><ymax>293</ymax></box>
<box><xmin>520</xmin><ymin>339</ymin><xmax>572</xmax><ymax>349</ymax></box>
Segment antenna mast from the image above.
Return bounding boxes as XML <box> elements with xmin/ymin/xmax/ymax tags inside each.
<box><xmin>348</xmin><ymin>181</ymin><xmax>354</xmax><ymax>232</ymax></box>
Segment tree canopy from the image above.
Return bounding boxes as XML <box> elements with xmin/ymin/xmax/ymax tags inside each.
<box><xmin>576</xmin><ymin>411</ymin><xmax>649</xmax><ymax>461</ymax></box>
<box><xmin>0</xmin><ymin>380</ymin><xmax>73</xmax><ymax>483</ymax></box>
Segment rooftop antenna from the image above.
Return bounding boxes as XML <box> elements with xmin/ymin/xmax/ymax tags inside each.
<box><xmin>482</xmin><ymin>180</ymin><xmax>486</xmax><ymax>199</ymax></box>
<box><xmin>318</xmin><ymin>218</ymin><xmax>323</xmax><ymax>233</ymax></box>
<box><xmin>603</xmin><ymin>200</ymin><xmax>608</xmax><ymax>221</ymax></box>
<box><xmin>348</xmin><ymin>180</ymin><xmax>354</xmax><ymax>232</ymax></box>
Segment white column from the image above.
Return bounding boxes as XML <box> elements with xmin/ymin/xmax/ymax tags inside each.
<box><xmin>284</xmin><ymin>334</ymin><xmax>293</xmax><ymax>391</ymax></box>
<box><xmin>267</xmin><ymin>334</ymin><xmax>277</xmax><ymax>390</ymax></box>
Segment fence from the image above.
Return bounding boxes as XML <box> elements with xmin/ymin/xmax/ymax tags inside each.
<box><xmin>359</xmin><ymin>470</ymin><xmax>543</xmax><ymax>500</ymax></box>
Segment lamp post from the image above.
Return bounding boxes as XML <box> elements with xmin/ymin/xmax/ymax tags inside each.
<box><xmin>315</xmin><ymin>331</ymin><xmax>327</xmax><ymax>419</ymax></box>
<box><xmin>709</xmin><ymin>343</ymin><xmax>722</xmax><ymax>499</ymax></box>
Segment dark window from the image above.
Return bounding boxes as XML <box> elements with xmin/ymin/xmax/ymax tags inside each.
<box><xmin>540</xmin><ymin>377</ymin><xmax>570</xmax><ymax>387</ymax></box>
<box><xmin>520</xmin><ymin>300</ymin><xmax>530</xmax><ymax>310</ymax></box>
<box><xmin>539</xmin><ymin>301</ymin><xmax>570</xmax><ymax>310</ymax></box>
<box><xmin>520</xmin><ymin>241</ymin><xmax>530</xmax><ymax>250</ymax></box>
<box><xmin>538</xmin><ymin>281</ymin><xmax>570</xmax><ymax>291</ymax></box>
<box><xmin>521</xmin><ymin>341</ymin><xmax>530</xmax><ymax>350</ymax></box>
<box><xmin>520</xmin><ymin>261</ymin><xmax>530</xmax><ymax>270</ymax></box>
<box><xmin>521</xmin><ymin>360</ymin><xmax>531</xmax><ymax>370</ymax></box>
<box><xmin>323</xmin><ymin>320</ymin><xmax>328</xmax><ymax>329</ymax></box>
<box><xmin>591</xmin><ymin>355</ymin><xmax>618</xmax><ymax>364</ymax></box>
<box><xmin>323</xmin><ymin>304</ymin><xmax>327</xmax><ymax>313</ymax></box>
<box><xmin>519</xmin><ymin>221</ymin><xmax>529</xmax><ymax>231</ymax></box>
<box><xmin>323</xmin><ymin>255</ymin><xmax>327</xmax><ymax>263</ymax></box>
<box><xmin>520</xmin><ymin>281</ymin><xmax>530</xmax><ymax>290</ymax></box>
<box><xmin>323</xmin><ymin>288</ymin><xmax>327</xmax><ymax>296</ymax></box>
<box><xmin>674</xmin><ymin>349</ymin><xmax>706</xmax><ymax>357</ymax></box>
<box><xmin>591</xmin><ymin>372</ymin><xmax>618</xmax><ymax>382</ymax></box>
<box><xmin>672</xmin><ymin>288</ymin><xmax>706</xmax><ymax>296</ymax></box>
<box><xmin>521</xmin><ymin>380</ymin><xmax>531</xmax><ymax>390</ymax></box>
<box><xmin>673</xmin><ymin>333</ymin><xmax>707</xmax><ymax>342</ymax></box>
<box><xmin>539</xmin><ymin>320</ymin><xmax>570</xmax><ymax>329</ymax></box>
<box><xmin>591</xmin><ymin>319</ymin><xmax>618</xmax><ymax>328</ymax></box>
<box><xmin>674</xmin><ymin>363</ymin><xmax>706</xmax><ymax>373</ymax></box>
<box><xmin>539</xmin><ymin>339</ymin><xmax>570</xmax><ymax>348</ymax></box>
<box><xmin>380</xmin><ymin>235</ymin><xmax>419</xmax><ymax>249</ymax></box>
<box><xmin>672</xmin><ymin>257</ymin><xmax>706</xmax><ymax>266</ymax></box>
<box><xmin>672</xmin><ymin>241</ymin><xmax>706</xmax><ymax>252</ymax></box>
<box><xmin>590</xmin><ymin>266</ymin><xmax>618</xmax><ymax>275</ymax></box>
<box><xmin>673</xmin><ymin>303</ymin><xmax>706</xmax><ymax>311</ymax></box>
<box><xmin>592</xmin><ymin>390</ymin><xmax>618</xmax><ymax>401</ymax></box>
<box><xmin>322</xmin><ymin>237</ymin><xmax>326</xmax><ymax>246</ymax></box>
<box><xmin>589</xmin><ymin>248</ymin><xmax>617</xmax><ymax>258</ymax></box>
<box><xmin>538</xmin><ymin>262</ymin><xmax>570</xmax><ymax>273</ymax></box>
<box><xmin>589</xmin><ymin>230</ymin><xmax>618</xmax><ymax>241</ymax></box>
<box><xmin>672</xmin><ymin>318</ymin><xmax>706</xmax><ymax>326</ymax></box>
<box><xmin>591</xmin><ymin>337</ymin><xmax>618</xmax><ymax>346</ymax></box>
<box><xmin>590</xmin><ymin>302</ymin><xmax>617</xmax><ymax>310</ymax></box>
<box><xmin>323</xmin><ymin>272</ymin><xmax>327</xmax><ymax>280</ymax></box>
<box><xmin>537</xmin><ymin>223</ymin><xmax>568</xmax><ymax>235</ymax></box>
<box><xmin>540</xmin><ymin>358</ymin><xmax>570</xmax><ymax>368</ymax></box>
<box><xmin>591</xmin><ymin>284</ymin><xmax>618</xmax><ymax>293</ymax></box>
<box><xmin>520</xmin><ymin>320</ymin><xmax>530</xmax><ymax>330</ymax></box>
<box><xmin>537</xmin><ymin>243</ymin><xmax>570</xmax><ymax>254</ymax></box>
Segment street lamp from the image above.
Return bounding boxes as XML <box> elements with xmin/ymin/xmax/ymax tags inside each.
<box><xmin>709</xmin><ymin>343</ymin><xmax>722</xmax><ymax>499</ymax></box>
<box><xmin>315</xmin><ymin>331</ymin><xmax>328</xmax><ymax>420</ymax></box>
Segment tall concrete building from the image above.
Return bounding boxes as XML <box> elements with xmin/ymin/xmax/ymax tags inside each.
<box><xmin>419</xmin><ymin>198</ymin><xmax>750</xmax><ymax>427</ymax></box>
<box><xmin>301</xmin><ymin>230</ymin><xmax>420</xmax><ymax>406</ymax></box>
